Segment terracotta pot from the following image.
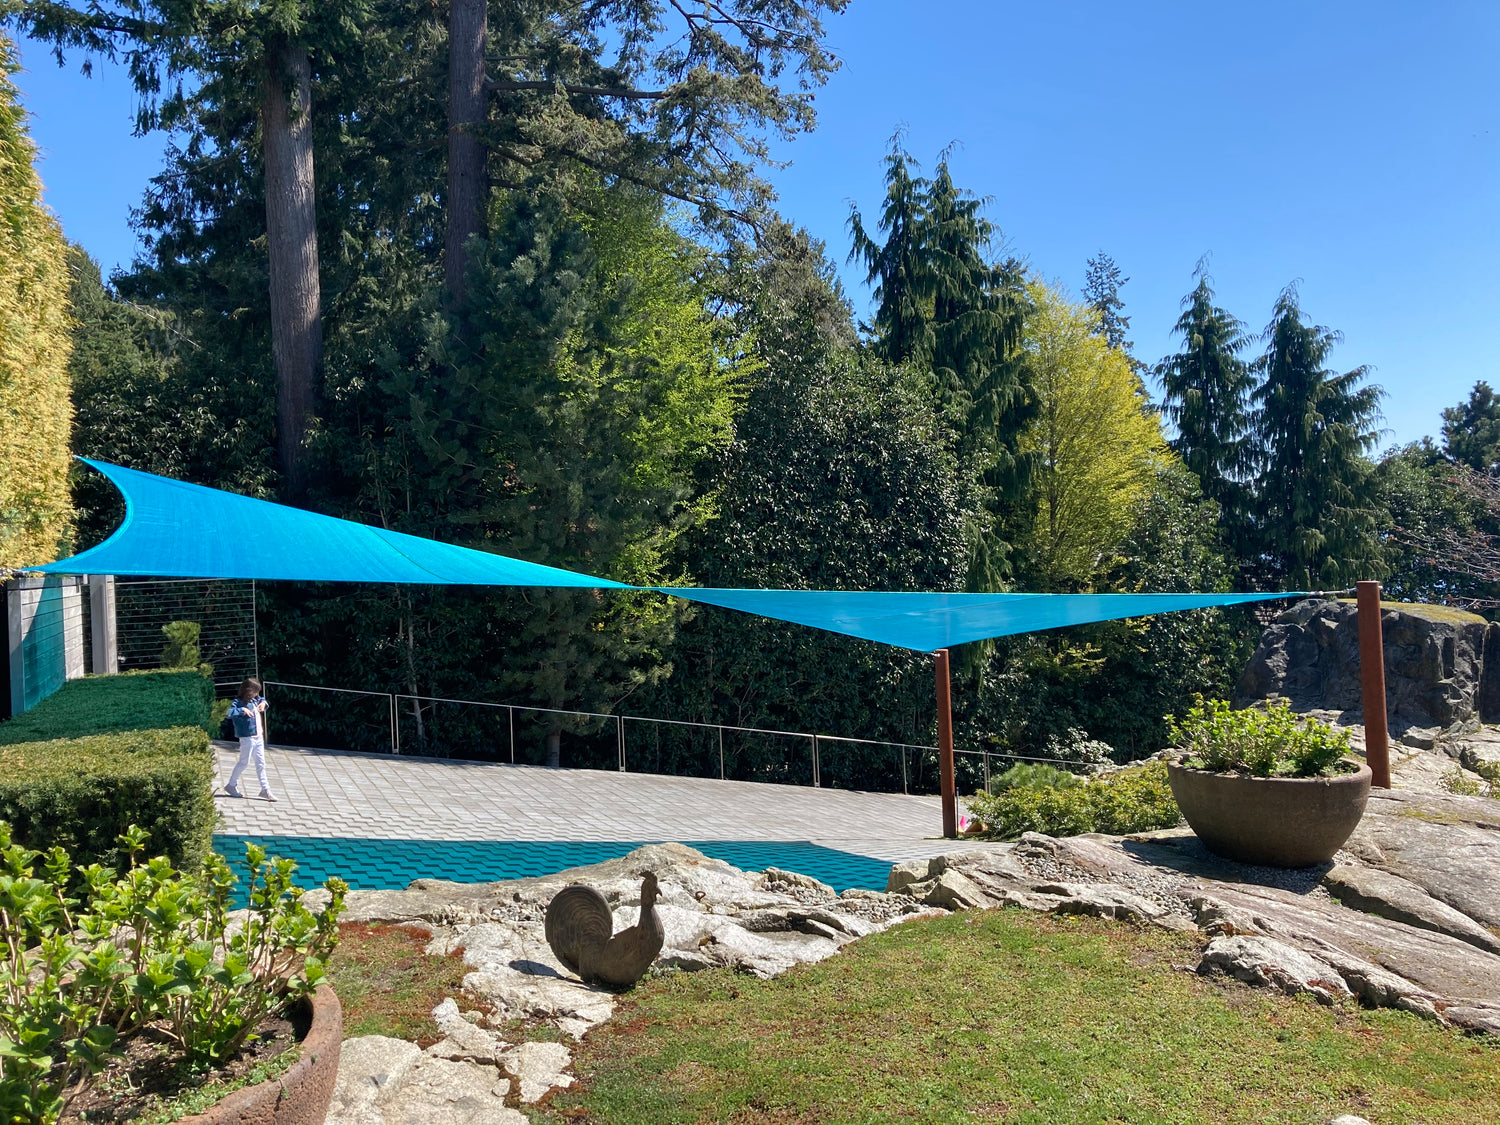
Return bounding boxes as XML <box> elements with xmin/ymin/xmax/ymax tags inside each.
<box><xmin>180</xmin><ymin>985</ymin><xmax>342</xmax><ymax>1125</ymax></box>
<box><xmin>1166</xmin><ymin>758</ymin><xmax>1372</xmax><ymax>868</ymax></box>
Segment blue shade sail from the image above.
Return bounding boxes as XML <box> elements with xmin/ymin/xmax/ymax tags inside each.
<box><xmin>34</xmin><ymin>460</ymin><xmax>1299</xmax><ymax>651</ymax></box>
<box><xmin>37</xmin><ymin>459</ymin><xmax>629</xmax><ymax>588</ymax></box>
<box><xmin>655</xmin><ymin>587</ymin><xmax>1291</xmax><ymax>651</ymax></box>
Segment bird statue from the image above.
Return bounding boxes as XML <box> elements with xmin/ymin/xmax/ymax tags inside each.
<box><xmin>544</xmin><ymin>872</ymin><xmax>665</xmax><ymax>988</ymax></box>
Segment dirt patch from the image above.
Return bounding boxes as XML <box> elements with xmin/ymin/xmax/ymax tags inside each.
<box><xmin>62</xmin><ymin>1005</ymin><xmax>307</xmax><ymax>1125</ymax></box>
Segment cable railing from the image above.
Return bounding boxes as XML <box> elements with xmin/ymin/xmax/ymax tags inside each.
<box><xmin>258</xmin><ymin>680</ymin><xmax>1093</xmax><ymax>797</ymax></box>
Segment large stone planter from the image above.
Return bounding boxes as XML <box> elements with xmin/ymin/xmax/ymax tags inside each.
<box><xmin>1166</xmin><ymin>759</ymin><xmax>1372</xmax><ymax>868</ymax></box>
<box><xmin>180</xmin><ymin>985</ymin><xmax>342</xmax><ymax>1125</ymax></box>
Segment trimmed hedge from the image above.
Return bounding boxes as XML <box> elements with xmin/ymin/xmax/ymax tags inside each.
<box><xmin>0</xmin><ymin>726</ymin><xmax>216</xmax><ymax>871</ymax></box>
<box><xmin>0</xmin><ymin>673</ymin><xmax>218</xmax><ymax>870</ymax></box>
<box><xmin>0</xmin><ymin>670</ymin><xmax>214</xmax><ymax>745</ymax></box>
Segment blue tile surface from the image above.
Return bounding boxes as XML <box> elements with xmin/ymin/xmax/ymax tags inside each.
<box><xmin>212</xmin><ymin>835</ymin><xmax>892</xmax><ymax>897</ymax></box>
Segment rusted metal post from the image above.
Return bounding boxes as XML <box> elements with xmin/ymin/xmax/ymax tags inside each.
<box><xmin>935</xmin><ymin>648</ymin><xmax>957</xmax><ymax>838</ymax></box>
<box><xmin>1357</xmin><ymin>580</ymin><xmax>1392</xmax><ymax>789</ymax></box>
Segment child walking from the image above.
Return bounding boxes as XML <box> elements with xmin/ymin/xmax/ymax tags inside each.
<box><xmin>225</xmin><ymin>677</ymin><xmax>277</xmax><ymax>801</ymax></box>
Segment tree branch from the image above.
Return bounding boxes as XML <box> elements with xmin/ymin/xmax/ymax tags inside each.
<box><xmin>485</xmin><ymin>79</ymin><xmax>669</xmax><ymax>100</ymax></box>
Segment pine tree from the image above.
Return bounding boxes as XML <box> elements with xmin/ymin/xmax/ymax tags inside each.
<box><xmin>1442</xmin><ymin>381</ymin><xmax>1500</xmax><ymax>472</ymax></box>
<box><xmin>1251</xmin><ymin>285</ymin><xmax>1385</xmax><ymax>588</ymax></box>
<box><xmin>1155</xmin><ymin>267</ymin><xmax>1256</xmax><ymax>564</ymax></box>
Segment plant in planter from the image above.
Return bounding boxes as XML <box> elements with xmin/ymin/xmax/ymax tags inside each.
<box><xmin>0</xmin><ymin>823</ymin><xmax>346</xmax><ymax>1125</ymax></box>
<box><xmin>1165</xmin><ymin>698</ymin><xmax>1371</xmax><ymax>867</ymax></box>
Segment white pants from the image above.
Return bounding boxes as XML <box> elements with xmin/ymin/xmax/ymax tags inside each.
<box><xmin>228</xmin><ymin>735</ymin><xmax>270</xmax><ymax>794</ymax></box>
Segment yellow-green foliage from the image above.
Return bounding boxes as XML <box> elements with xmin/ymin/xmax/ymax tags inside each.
<box><xmin>1021</xmin><ymin>279</ymin><xmax>1168</xmax><ymax>587</ymax></box>
<box><xmin>0</xmin><ymin>33</ymin><xmax>73</xmax><ymax>567</ymax></box>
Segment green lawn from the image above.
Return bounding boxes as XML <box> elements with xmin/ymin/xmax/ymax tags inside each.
<box><xmin>535</xmin><ymin>909</ymin><xmax>1500</xmax><ymax>1125</ymax></box>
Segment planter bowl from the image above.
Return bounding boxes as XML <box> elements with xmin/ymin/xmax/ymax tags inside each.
<box><xmin>1166</xmin><ymin>758</ymin><xmax>1372</xmax><ymax>868</ymax></box>
<box><xmin>179</xmin><ymin>985</ymin><xmax>342</xmax><ymax>1125</ymax></box>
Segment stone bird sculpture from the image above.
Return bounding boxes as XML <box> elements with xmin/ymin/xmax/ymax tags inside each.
<box><xmin>544</xmin><ymin>872</ymin><xmax>665</xmax><ymax>987</ymax></box>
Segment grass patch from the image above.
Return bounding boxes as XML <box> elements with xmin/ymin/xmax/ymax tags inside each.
<box><xmin>132</xmin><ymin>1047</ymin><xmax>299</xmax><ymax>1125</ymax></box>
<box><xmin>325</xmin><ymin>923</ymin><xmax>472</xmax><ymax>1045</ymax></box>
<box><xmin>538</xmin><ymin>909</ymin><xmax>1500</xmax><ymax>1125</ymax></box>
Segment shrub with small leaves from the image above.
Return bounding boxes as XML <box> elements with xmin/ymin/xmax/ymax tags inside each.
<box><xmin>964</xmin><ymin>762</ymin><xmax>1180</xmax><ymax>840</ymax></box>
<box><xmin>987</xmin><ymin>763</ymin><xmax>1082</xmax><ymax>793</ymax></box>
<box><xmin>0</xmin><ymin>823</ymin><xmax>346</xmax><ymax>1125</ymax></box>
<box><xmin>1167</xmin><ymin>697</ymin><xmax>1352</xmax><ymax>779</ymax></box>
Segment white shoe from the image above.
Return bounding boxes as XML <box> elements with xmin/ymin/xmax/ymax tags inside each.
<box><xmin>259</xmin><ymin>791</ymin><xmax>278</xmax><ymax>802</ymax></box>
<box><xmin>224</xmin><ymin>785</ymin><xmax>242</xmax><ymax>798</ymax></box>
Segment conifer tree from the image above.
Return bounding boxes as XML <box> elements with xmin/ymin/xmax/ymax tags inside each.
<box><xmin>1251</xmin><ymin>285</ymin><xmax>1385</xmax><ymax>588</ymax></box>
<box><xmin>1442</xmin><ymin>381</ymin><xmax>1500</xmax><ymax>472</ymax></box>
<box><xmin>847</xmin><ymin>140</ymin><xmax>1032</xmax><ymax>590</ymax></box>
<box><xmin>1155</xmin><ymin>266</ymin><xmax>1255</xmax><ymax>564</ymax></box>
<box><xmin>1082</xmin><ymin>252</ymin><xmax>1132</xmax><ymax>353</ymax></box>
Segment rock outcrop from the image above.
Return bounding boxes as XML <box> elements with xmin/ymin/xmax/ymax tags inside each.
<box><xmin>1235</xmin><ymin>598</ymin><xmax>1499</xmax><ymax>747</ymax></box>
<box><xmin>327</xmin><ymin>750</ymin><xmax>1500</xmax><ymax>1115</ymax></box>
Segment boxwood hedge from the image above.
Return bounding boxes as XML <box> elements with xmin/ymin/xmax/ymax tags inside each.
<box><xmin>0</xmin><ymin>672</ymin><xmax>217</xmax><ymax>869</ymax></box>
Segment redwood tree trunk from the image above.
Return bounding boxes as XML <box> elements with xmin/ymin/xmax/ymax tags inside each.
<box><xmin>263</xmin><ymin>39</ymin><xmax>323</xmax><ymax>496</ymax></box>
<box><xmin>445</xmin><ymin>0</ymin><xmax>488</xmax><ymax>305</ymax></box>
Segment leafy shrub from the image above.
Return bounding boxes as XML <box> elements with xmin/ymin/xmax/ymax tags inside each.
<box><xmin>160</xmin><ymin>620</ymin><xmax>211</xmax><ymax>677</ymax></box>
<box><xmin>0</xmin><ymin>728</ymin><xmax>215</xmax><ymax>870</ymax></box>
<box><xmin>0</xmin><ymin>671</ymin><xmax>215</xmax><ymax>745</ymax></box>
<box><xmin>988</xmin><ymin>763</ymin><xmax>1082</xmax><ymax>793</ymax></box>
<box><xmin>1041</xmin><ymin>727</ymin><xmax>1113</xmax><ymax>769</ymax></box>
<box><xmin>0</xmin><ymin>823</ymin><xmax>347</xmax><ymax>1125</ymax></box>
<box><xmin>964</xmin><ymin>762</ymin><xmax>1180</xmax><ymax>840</ymax></box>
<box><xmin>1167</xmin><ymin>697</ymin><xmax>1351</xmax><ymax>779</ymax></box>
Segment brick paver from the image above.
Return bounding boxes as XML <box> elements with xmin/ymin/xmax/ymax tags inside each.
<box><xmin>213</xmin><ymin>742</ymin><xmax>970</xmax><ymax>864</ymax></box>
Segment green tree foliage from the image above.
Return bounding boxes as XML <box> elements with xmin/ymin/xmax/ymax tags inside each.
<box><xmin>1251</xmin><ymin>285</ymin><xmax>1385</xmax><ymax>588</ymax></box>
<box><xmin>848</xmin><ymin>140</ymin><xmax>1032</xmax><ymax>592</ymax></box>
<box><xmin>1018</xmin><ymin>280</ymin><xmax>1168</xmax><ymax>589</ymax></box>
<box><xmin>65</xmin><ymin>247</ymin><xmax>207</xmax><ymax>548</ymax></box>
<box><xmin>638</xmin><ymin>225</ymin><xmax>970</xmax><ymax>787</ymax></box>
<box><xmin>1441</xmin><ymin>380</ymin><xmax>1500</xmax><ymax>472</ymax></box>
<box><xmin>964</xmin><ymin>463</ymin><xmax>1254</xmax><ymax>761</ymax></box>
<box><xmin>1155</xmin><ymin>267</ymin><xmax>1255</xmax><ymax>562</ymax></box>
<box><xmin>1081</xmin><ymin>251</ymin><xmax>1132</xmax><ymax>355</ymax></box>
<box><xmin>0</xmin><ymin>32</ymin><xmax>72</xmax><ymax>567</ymax></box>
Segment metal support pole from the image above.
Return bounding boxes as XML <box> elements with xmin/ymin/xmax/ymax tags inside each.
<box><xmin>617</xmin><ymin>714</ymin><xmax>626</xmax><ymax>772</ymax></box>
<box><xmin>1357</xmin><ymin>580</ymin><xmax>1391</xmax><ymax>789</ymax></box>
<box><xmin>88</xmin><ymin>576</ymin><xmax>118</xmax><ymax>675</ymax></box>
<box><xmin>935</xmin><ymin>648</ymin><xmax>957</xmax><ymax>838</ymax></box>
<box><xmin>901</xmin><ymin>746</ymin><xmax>908</xmax><ymax>795</ymax></box>
<box><xmin>811</xmin><ymin>734</ymin><xmax>820</xmax><ymax>787</ymax></box>
<box><xmin>718</xmin><ymin>726</ymin><xmax>725</xmax><ymax>780</ymax></box>
<box><xmin>390</xmin><ymin>694</ymin><xmax>398</xmax><ymax>755</ymax></box>
<box><xmin>508</xmin><ymin>706</ymin><xmax>515</xmax><ymax>763</ymax></box>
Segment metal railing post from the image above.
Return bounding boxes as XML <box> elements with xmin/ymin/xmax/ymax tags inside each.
<box><xmin>390</xmin><ymin>694</ymin><xmax>398</xmax><ymax>754</ymax></box>
<box><xmin>718</xmin><ymin>726</ymin><xmax>725</xmax><ymax>780</ymax></box>
<box><xmin>617</xmin><ymin>714</ymin><xmax>626</xmax><ymax>772</ymax></box>
<box><xmin>901</xmin><ymin>746</ymin><xmax>908</xmax><ymax>795</ymax></box>
<box><xmin>508</xmin><ymin>706</ymin><xmax>515</xmax><ymax>763</ymax></box>
<box><xmin>811</xmin><ymin>734</ymin><xmax>820</xmax><ymax>788</ymax></box>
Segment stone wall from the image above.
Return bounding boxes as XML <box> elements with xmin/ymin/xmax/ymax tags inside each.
<box><xmin>1235</xmin><ymin>598</ymin><xmax>1500</xmax><ymax>749</ymax></box>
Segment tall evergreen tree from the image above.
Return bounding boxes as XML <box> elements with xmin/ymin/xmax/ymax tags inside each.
<box><xmin>1251</xmin><ymin>285</ymin><xmax>1385</xmax><ymax>588</ymax></box>
<box><xmin>1082</xmin><ymin>252</ymin><xmax>1132</xmax><ymax>353</ymax></box>
<box><xmin>1441</xmin><ymin>381</ymin><xmax>1500</xmax><ymax>472</ymax></box>
<box><xmin>1155</xmin><ymin>267</ymin><xmax>1255</xmax><ymax>563</ymax></box>
<box><xmin>847</xmin><ymin>140</ymin><xmax>1032</xmax><ymax>591</ymax></box>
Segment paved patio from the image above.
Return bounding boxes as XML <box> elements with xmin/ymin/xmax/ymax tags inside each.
<box><xmin>212</xmin><ymin>742</ymin><xmax>963</xmax><ymax>865</ymax></box>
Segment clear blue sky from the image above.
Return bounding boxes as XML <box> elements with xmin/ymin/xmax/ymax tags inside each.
<box><xmin>11</xmin><ymin>1</ymin><xmax>1499</xmax><ymax>450</ymax></box>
